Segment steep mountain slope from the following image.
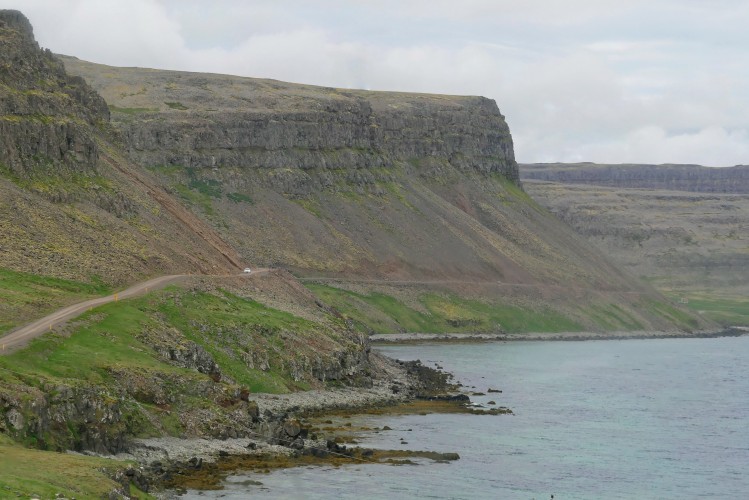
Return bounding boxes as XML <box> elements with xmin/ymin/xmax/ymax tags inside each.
<box><xmin>0</xmin><ymin>10</ymin><xmax>242</xmax><ymax>286</ymax></box>
<box><xmin>60</xmin><ymin>56</ymin><xmax>710</xmax><ymax>333</ymax></box>
<box><xmin>521</xmin><ymin>163</ymin><xmax>749</xmax><ymax>326</ymax></box>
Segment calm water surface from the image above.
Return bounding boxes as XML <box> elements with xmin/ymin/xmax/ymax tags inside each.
<box><xmin>184</xmin><ymin>337</ymin><xmax>749</xmax><ymax>499</ymax></box>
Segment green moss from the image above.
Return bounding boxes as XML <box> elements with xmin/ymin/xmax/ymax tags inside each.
<box><xmin>164</xmin><ymin>101</ymin><xmax>189</xmax><ymax>110</ymax></box>
<box><xmin>227</xmin><ymin>192</ymin><xmax>253</xmax><ymax>204</ymax></box>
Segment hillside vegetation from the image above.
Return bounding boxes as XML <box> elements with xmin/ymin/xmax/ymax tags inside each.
<box><xmin>521</xmin><ymin>163</ymin><xmax>749</xmax><ymax>326</ymax></box>
<box><xmin>59</xmin><ymin>56</ymin><xmax>710</xmax><ymax>333</ymax></box>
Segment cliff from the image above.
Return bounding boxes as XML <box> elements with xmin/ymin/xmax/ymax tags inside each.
<box><xmin>58</xmin><ymin>57</ymin><xmax>518</xmax><ymax>188</ymax></box>
<box><xmin>0</xmin><ymin>10</ymin><xmax>107</xmax><ymax>181</ymax></box>
<box><xmin>521</xmin><ymin>162</ymin><xmax>749</xmax><ymax>194</ymax></box>
<box><xmin>0</xmin><ymin>10</ymin><xmax>242</xmax><ymax>283</ymax></box>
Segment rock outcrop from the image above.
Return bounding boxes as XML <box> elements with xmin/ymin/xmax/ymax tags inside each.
<box><xmin>0</xmin><ymin>10</ymin><xmax>244</xmax><ymax>283</ymax></box>
<box><xmin>0</xmin><ymin>10</ymin><xmax>108</xmax><ymax>178</ymax></box>
<box><xmin>59</xmin><ymin>57</ymin><xmax>518</xmax><ymax>191</ymax></box>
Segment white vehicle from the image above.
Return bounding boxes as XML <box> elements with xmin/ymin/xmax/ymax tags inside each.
<box><xmin>243</xmin><ymin>268</ymin><xmax>252</xmax><ymax>274</ymax></box>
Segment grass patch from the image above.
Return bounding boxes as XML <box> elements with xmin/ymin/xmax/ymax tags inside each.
<box><xmin>306</xmin><ymin>283</ymin><xmax>583</xmax><ymax>334</ymax></box>
<box><xmin>227</xmin><ymin>192</ymin><xmax>253</xmax><ymax>204</ymax></box>
<box><xmin>667</xmin><ymin>292</ymin><xmax>749</xmax><ymax>327</ymax></box>
<box><xmin>174</xmin><ymin>183</ymin><xmax>215</xmax><ymax>215</ymax></box>
<box><xmin>0</xmin><ymin>268</ymin><xmax>111</xmax><ymax>334</ymax></box>
<box><xmin>0</xmin><ymin>300</ymin><xmax>184</xmax><ymax>384</ymax></box>
<box><xmin>155</xmin><ymin>289</ymin><xmax>325</xmax><ymax>393</ymax></box>
<box><xmin>164</xmin><ymin>101</ymin><xmax>189</xmax><ymax>110</ymax></box>
<box><xmin>583</xmin><ymin>303</ymin><xmax>645</xmax><ymax>331</ymax></box>
<box><xmin>188</xmin><ymin>178</ymin><xmax>222</xmax><ymax>198</ymax></box>
<box><xmin>0</xmin><ymin>434</ymin><xmax>148</xmax><ymax>499</ymax></box>
<box><xmin>1</xmin><ymin>286</ymin><xmax>329</xmax><ymax>392</ymax></box>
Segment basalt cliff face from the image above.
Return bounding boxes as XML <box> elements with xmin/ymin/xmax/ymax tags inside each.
<box><xmin>60</xmin><ymin>60</ymin><xmax>518</xmax><ymax>187</ymax></box>
<box><xmin>0</xmin><ymin>11</ymin><xmax>106</xmax><ymax>183</ymax></box>
<box><xmin>522</xmin><ymin>162</ymin><xmax>749</xmax><ymax>194</ymax></box>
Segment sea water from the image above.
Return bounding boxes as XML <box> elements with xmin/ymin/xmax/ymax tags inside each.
<box><xmin>184</xmin><ymin>337</ymin><xmax>749</xmax><ymax>499</ymax></box>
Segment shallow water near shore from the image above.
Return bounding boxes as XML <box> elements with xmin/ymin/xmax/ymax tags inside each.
<box><xmin>183</xmin><ymin>336</ymin><xmax>749</xmax><ymax>499</ymax></box>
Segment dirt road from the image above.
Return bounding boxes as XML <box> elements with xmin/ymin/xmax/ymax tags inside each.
<box><xmin>1</xmin><ymin>270</ymin><xmax>273</xmax><ymax>355</ymax></box>
<box><xmin>0</xmin><ymin>274</ymin><xmax>188</xmax><ymax>354</ymax></box>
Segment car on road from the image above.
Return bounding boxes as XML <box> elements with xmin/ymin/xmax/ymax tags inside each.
<box><xmin>243</xmin><ymin>268</ymin><xmax>252</xmax><ymax>274</ymax></box>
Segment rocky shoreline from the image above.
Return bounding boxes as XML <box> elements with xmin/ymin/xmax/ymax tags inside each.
<box><xmin>77</xmin><ymin>356</ymin><xmax>466</xmax><ymax>497</ymax></box>
<box><xmin>369</xmin><ymin>327</ymin><xmax>749</xmax><ymax>344</ymax></box>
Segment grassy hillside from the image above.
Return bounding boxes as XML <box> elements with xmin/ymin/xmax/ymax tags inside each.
<box><xmin>56</xmin><ymin>56</ymin><xmax>715</xmax><ymax>333</ymax></box>
<box><xmin>305</xmin><ymin>281</ymin><xmax>702</xmax><ymax>334</ymax></box>
<box><xmin>0</xmin><ymin>272</ymin><xmax>371</xmax><ymax>448</ymax></box>
<box><xmin>0</xmin><ymin>434</ymin><xmax>150</xmax><ymax>499</ymax></box>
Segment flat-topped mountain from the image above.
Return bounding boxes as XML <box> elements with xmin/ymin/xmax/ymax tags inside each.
<box><xmin>54</xmin><ymin>54</ymin><xmax>712</xmax><ymax>333</ymax></box>
<box><xmin>59</xmin><ymin>56</ymin><xmax>518</xmax><ymax>185</ymax></box>
<box><xmin>522</xmin><ymin>162</ymin><xmax>749</xmax><ymax>193</ymax></box>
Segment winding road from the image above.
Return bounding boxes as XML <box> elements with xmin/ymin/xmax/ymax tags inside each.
<box><xmin>1</xmin><ymin>269</ymin><xmax>273</xmax><ymax>354</ymax></box>
<box><xmin>0</xmin><ymin>275</ymin><xmax>188</xmax><ymax>354</ymax></box>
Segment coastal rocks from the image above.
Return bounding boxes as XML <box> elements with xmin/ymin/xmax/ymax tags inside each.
<box><xmin>110</xmin><ymin>466</ymin><xmax>150</xmax><ymax>498</ymax></box>
<box><xmin>5</xmin><ymin>408</ymin><xmax>24</xmax><ymax>431</ymax></box>
<box><xmin>397</xmin><ymin>360</ymin><xmax>455</xmax><ymax>397</ymax></box>
<box><xmin>0</xmin><ymin>382</ymin><xmax>129</xmax><ymax>453</ymax></box>
<box><xmin>282</xmin><ymin>419</ymin><xmax>302</xmax><ymax>438</ymax></box>
<box><xmin>162</xmin><ymin>341</ymin><xmax>223</xmax><ymax>381</ymax></box>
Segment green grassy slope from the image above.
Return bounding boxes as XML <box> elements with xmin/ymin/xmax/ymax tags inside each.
<box><xmin>0</xmin><ymin>435</ymin><xmax>151</xmax><ymax>499</ymax></box>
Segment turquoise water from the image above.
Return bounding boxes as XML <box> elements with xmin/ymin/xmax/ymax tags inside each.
<box><xmin>185</xmin><ymin>337</ymin><xmax>749</xmax><ymax>499</ymax></box>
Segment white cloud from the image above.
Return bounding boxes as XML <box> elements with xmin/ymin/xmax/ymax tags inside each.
<box><xmin>1</xmin><ymin>0</ymin><xmax>747</xmax><ymax>166</ymax></box>
<box><xmin>572</xmin><ymin>126</ymin><xmax>749</xmax><ymax>167</ymax></box>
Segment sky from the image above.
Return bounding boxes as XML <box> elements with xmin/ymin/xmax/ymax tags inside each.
<box><xmin>2</xmin><ymin>0</ymin><xmax>748</xmax><ymax>167</ymax></box>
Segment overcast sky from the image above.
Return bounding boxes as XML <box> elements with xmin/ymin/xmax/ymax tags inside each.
<box><xmin>3</xmin><ymin>0</ymin><xmax>747</xmax><ymax>166</ymax></box>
